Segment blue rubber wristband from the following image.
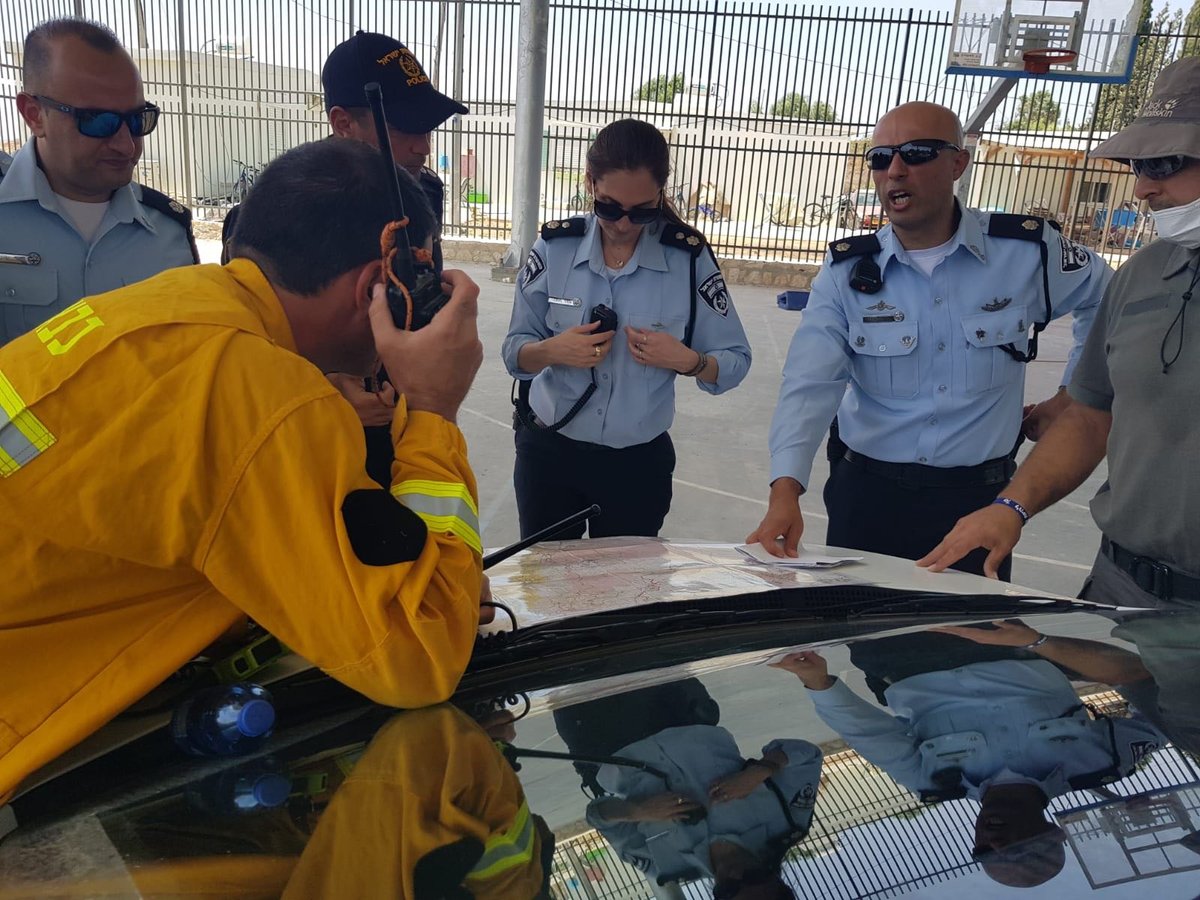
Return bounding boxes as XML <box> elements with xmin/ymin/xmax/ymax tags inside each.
<box><xmin>993</xmin><ymin>496</ymin><xmax>1030</xmax><ymax>525</ymax></box>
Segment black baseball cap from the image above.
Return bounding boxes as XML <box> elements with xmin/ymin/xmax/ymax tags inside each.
<box><xmin>321</xmin><ymin>31</ymin><xmax>468</xmax><ymax>134</ymax></box>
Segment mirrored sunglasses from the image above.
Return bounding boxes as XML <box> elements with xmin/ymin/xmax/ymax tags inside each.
<box><xmin>1131</xmin><ymin>155</ymin><xmax>1191</xmax><ymax>180</ymax></box>
<box><xmin>35</xmin><ymin>94</ymin><xmax>161</xmax><ymax>138</ymax></box>
<box><xmin>864</xmin><ymin>139</ymin><xmax>961</xmax><ymax>171</ymax></box>
<box><xmin>593</xmin><ymin>196</ymin><xmax>661</xmax><ymax>225</ymax></box>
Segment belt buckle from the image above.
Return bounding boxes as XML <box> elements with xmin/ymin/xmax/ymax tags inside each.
<box><xmin>1131</xmin><ymin>555</ymin><xmax>1173</xmax><ymax>598</ymax></box>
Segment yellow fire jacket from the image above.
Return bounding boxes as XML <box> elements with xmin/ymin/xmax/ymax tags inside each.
<box><xmin>283</xmin><ymin>705</ymin><xmax>546</xmax><ymax>899</ymax></box>
<box><xmin>0</xmin><ymin>260</ymin><xmax>483</xmax><ymax>801</ymax></box>
<box><xmin>0</xmin><ymin>707</ymin><xmax>544</xmax><ymax>898</ymax></box>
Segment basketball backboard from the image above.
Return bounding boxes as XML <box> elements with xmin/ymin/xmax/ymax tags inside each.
<box><xmin>947</xmin><ymin>0</ymin><xmax>1141</xmax><ymax>83</ymax></box>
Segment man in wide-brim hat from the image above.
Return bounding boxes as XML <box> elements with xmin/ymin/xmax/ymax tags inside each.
<box><xmin>922</xmin><ymin>57</ymin><xmax>1200</xmax><ymax>609</ymax></box>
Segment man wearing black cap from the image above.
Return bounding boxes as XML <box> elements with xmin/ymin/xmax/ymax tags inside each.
<box><xmin>316</xmin><ymin>33</ymin><xmax>470</xmax><ymax>486</ymax></box>
<box><xmin>322</xmin><ymin>31</ymin><xmax>468</xmax><ymax>276</ymax></box>
<box><xmin>921</xmin><ymin>58</ymin><xmax>1200</xmax><ymax>608</ymax></box>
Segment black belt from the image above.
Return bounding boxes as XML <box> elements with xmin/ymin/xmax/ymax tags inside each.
<box><xmin>842</xmin><ymin>449</ymin><xmax>1015</xmax><ymax>489</ymax></box>
<box><xmin>1102</xmin><ymin>537</ymin><xmax>1200</xmax><ymax>601</ymax></box>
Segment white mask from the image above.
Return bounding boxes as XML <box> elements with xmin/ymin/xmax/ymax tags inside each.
<box><xmin>1150</xmin><ymin>193</ymin><xmax>1200</xmax><ymax>249</ymax></box>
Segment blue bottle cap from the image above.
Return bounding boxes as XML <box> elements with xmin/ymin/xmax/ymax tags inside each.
<box><xmin>236</xmin><ymin>699</ymin><xmax>276</xmax><ymax>738</ymax></box>
<box><xmin>252</xmin><ymin>773</ymin><xmax>292</xmax><ymax>808</ymax></box>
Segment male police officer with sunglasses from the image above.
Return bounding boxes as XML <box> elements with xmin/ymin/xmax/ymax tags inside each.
<box><xmin>0</xmin><ymin>18</ymin><xmax>198</xmax><ymax>346</ymax></box>
<box><xmin>922</xmin><ymin>59</ymin><xmax>1200</xmax><ymax>604</ymax></box>
<box><xmin>748</xmin><ymin>101</ymin><xmax>1111</xmax><ymax>578</ymax></box>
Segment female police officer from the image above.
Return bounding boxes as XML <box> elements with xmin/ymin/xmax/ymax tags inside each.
<box><xmin>502</xmin><ymin>119</ymin><xmax>751</xmax><ymax>539</ymax></box>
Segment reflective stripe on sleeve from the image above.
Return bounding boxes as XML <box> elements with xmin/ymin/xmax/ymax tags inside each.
<box><xmin>467</xmin><ymin>800</ymin><xmax>536</xmax><ymax>882</ymax></box>
<box><xmin>391</xmin><ymin>479</ymin><xmax>482</xmax><ymax>555</ymax></box>
<box><xmin>0</xmin><ymin>370</ymin><xmax>55</xmax><ymax>477</ymax></box>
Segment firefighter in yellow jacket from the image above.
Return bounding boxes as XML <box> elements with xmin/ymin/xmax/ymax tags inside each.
<box><xmin>285</xmin><ymin>705</ymin><xmax>552</xmax><ymax>899</ymax></box>
<box><xmin>0</xmin><ymin>138</ymin><xmax>485</xmax><ymax>802</ymax></box>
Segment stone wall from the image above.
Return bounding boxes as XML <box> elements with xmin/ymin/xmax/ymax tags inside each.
<box><xmin>446</xmin><ymin>238</ymin><xmax>820</xmax><ymax>290</ymax></box>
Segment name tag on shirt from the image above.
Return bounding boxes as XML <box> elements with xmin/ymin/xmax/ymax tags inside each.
<box><xmin>549</xmin><ymin>296</ymin><xmax>582</xmax><ymax>308</ymax></box>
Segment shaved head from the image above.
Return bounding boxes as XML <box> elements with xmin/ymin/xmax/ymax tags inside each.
<box><xmin>869</xmin><ymin>101</ymin><xmax>970</xmax><ymax>249</ymax></box>
<box><xmin>874</xmin><ymin>102</ymin><xmax>965</xmax><ymax>148</ymax></box>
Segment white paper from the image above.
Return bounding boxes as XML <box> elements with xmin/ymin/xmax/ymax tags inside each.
<box><xmin>734</xmin><ymin>542</ymin><xmax>863</xmax><ymax>568</ymax></box>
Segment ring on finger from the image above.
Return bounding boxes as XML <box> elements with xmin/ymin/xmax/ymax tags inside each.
<box><xmin>593</xmin><ymin>345</ymin><xmax>601</xmax><ymax>358</ymax></box>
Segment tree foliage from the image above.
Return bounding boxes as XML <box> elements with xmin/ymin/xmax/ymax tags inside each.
<box><xmin>1004</xmin><ymin>90</ymin><xmax>1062</xmax><ymax>130</ymax></box>
<box><xmin>1183</xmin><ymin>0</ymin><xmax>1200</xmax><ymax>57</ymax></box>
<box><xmin>635</xmin><ymin>73</ymin><xmax>685</xmax><ymax>103</ymax></box>
<box><xmin>769</xmin><ymin>92</ymin><xmax>837</xmax><ymax>121</ymax></box>
<box><xmin>1093</xmin><ymin>2</ymin><xmax>1182</xmax><ymax>130</ymax></box>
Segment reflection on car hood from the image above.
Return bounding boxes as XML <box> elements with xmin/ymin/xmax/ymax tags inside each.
<box><xmin>4</xmin><ymin>540</ymin><xmax>1200</xmax><ymax>899</ymax></box>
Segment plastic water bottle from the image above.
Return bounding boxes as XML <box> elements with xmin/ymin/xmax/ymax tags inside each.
<box><xmin>171</xmin><ymin>683</ymin><xmax>276</xmax><ymax>757</ymax></box>
<box><xmin>186</xmin><ymin>764</ymin><xmax>292</xmax><ymax>815</ymax></box>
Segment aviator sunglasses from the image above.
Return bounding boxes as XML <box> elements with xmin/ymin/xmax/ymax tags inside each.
<box><xmin>592</xmin><ymin>194</ymin><xmax>663</xmax><ymax>225</ymax></box>
<box><xmin>33</xmin><ymin>94</ymin><xmax>161</xmax><ymax>138</ymax></box>
<box><xmin>864</xmin><ymin>139</ymin><xmax>961</xmax><ymax>170</ymax></box>
<box><xmin>1131</xmin><ymin>155</ymin><xmax>1192</xmax><ymax>180</ymax></box>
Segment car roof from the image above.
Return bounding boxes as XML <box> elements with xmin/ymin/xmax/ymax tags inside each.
<box><xmin>4</xmin><ymin>539</ymin><xmax>1196</xmax><ymax>898</ymax></box>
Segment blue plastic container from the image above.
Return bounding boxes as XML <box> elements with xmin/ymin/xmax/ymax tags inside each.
<box><xmin>777</xmin><ymin>290</ymin><xmax>810</xmax><ymax>311</ymax></box>
<box><xmin>187</xmin><ymin>766</ymin><xmax>292</xmax><ymax>814</ymax></box>
<box><xmin>171</xmin><ymin>683</ymin><xmax>276</xmax><ymax>758</ymax></box>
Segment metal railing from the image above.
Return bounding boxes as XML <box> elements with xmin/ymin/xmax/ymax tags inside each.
<box><xmin>1</xmin><ymin>3</ymin><xmax>1195</xmax><ymax>265</ymax></box>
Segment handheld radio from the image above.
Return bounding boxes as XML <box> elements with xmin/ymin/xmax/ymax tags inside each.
<box><xmin>363</xmin><ymin>82</ymin><xmax>449</xmax><ymax>330</ymax></box>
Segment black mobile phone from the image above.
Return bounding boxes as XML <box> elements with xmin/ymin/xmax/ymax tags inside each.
<box><xmin>590</xmin><ymin>303</ymin><xmax>617</xmax><ymax>333</ymax></box>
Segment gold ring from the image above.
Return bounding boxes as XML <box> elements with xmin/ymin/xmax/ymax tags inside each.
<box><xmin>593</xmin><ymin>345</ymin><xmax>601</xmax><ymax>358</ymax></box>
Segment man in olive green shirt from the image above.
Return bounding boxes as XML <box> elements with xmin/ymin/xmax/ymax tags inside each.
<box><xmin>919</xmin><ymin>57</ymin><xmax>1200</xmax><ymax>607</ymax></box>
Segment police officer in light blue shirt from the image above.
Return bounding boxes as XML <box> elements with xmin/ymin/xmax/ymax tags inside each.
<box><xmin>749</xmin><ymin>101</ymin><xmax>1110</xmax><ymax>579</ymax></box>
<box><xmin>0</xmin><ymin>19</ymin><xmax>198</xmax><ymax>347</ymax></box>
<box><xmin>773</xmin><ymin>625</ymin><xmax>1164</xmax><ymax>887</ymax></box>
<box><xmin>585</xmin><ymin>725</ymin><xmax>821</xmax><ymax>892</ymax></box>
<box><xmin>502</xmin><ymin>119</ymin><xmax>751</xmax><ymax>539</ymax></box>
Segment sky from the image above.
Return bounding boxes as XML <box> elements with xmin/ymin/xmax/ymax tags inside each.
<box><xmin>2</xmin><ymin>0</ymin><xmax>1189</xmax><ymax>136</ymax></box>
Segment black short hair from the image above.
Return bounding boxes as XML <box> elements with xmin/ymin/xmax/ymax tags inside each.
<box><xmin>229</xmin><ymin>139</ymin><xmax>434</xmax><ymax>296</ymax></box>
<box><xmin>23</xmin><ymin>18</ymin><xmax>124</xmax><ymax>91</ymax></box>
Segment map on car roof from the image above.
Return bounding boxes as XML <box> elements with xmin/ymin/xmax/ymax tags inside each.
<box><xmin>483</xmin><ymin>538</ymin><xmax>1022</xmax><ymax>630</ymax></box>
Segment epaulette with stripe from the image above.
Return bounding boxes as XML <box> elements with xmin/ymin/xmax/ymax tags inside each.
<box><xmin>540</xmin><ymin>217</ymin><xmax>587</xmax><ymax>239</ymax></box>
<box><xmin>987</xmin><ymin>213</ymin><xmax>1045</xmax><ymax>242</ymax></box>
<box><xmin>660</xmin><ymin>222</ymin><xmax>708</xmax><ymax>258</ymax></box>
<box><xmin>140</xmin><ymin>186</ymin><xmax>200</xmax><ymax>263</ymax></box>
<box><xmin>827</xmin><ymin>234</ymin><xmax>881</xmax><ymax>263</ymax></box>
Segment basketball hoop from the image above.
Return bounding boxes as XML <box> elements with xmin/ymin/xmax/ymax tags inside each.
<box><xmin>1022</xmin><ymin>47</ymin><xmax>1078</xmax><ymax>73</ymax></box>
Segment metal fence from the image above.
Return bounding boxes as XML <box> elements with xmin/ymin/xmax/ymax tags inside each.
<box><xmin>1</xmin><ymin>2</ymin><xmax>1195</xmax><ymax>264</ymax></box>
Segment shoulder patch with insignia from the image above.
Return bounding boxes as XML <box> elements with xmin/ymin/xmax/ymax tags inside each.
<box><xmin>522</xmin><ymin>247</ymin><xmax>545</xmax><ymax>287</ymax></box>
<box><xmin>1129</xmin><ymin>740</ymin><xmax>1159</xmax><ymax>767</ymax></box>
<box><xmin>660</xmin><ymin>222</ymin><xmax>708</xmax><ymax>258</ymax></box>
<box><xmin>540</xmin><ymin>216</ymin><xmax>586</xmax><ymax>239</ymax></box>
<box><xmin>828</xmin><ymin>234</ymin><xmax>881</xmax><ymax>263</ymax></box>
<box><xmin>140</xmin><ymin>185</ymin><xmax>200</xmax><ymax>263</ymax></box>
<box><xmin>1059</xmin><ymin>233</ymin><xmax>1091</xmax><ymax>273</ymax></box>
<box><xmin>698</xmin><ymin>271</ymin><xmax>730</xmax><ymax>317</ymax></box>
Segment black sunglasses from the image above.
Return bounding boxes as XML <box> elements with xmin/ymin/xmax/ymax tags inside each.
<box><xmin>1131</xmin><ymin>155</ymin><xmax>1192</xmax><ymax>180</ymax></box>
<box><xmin>864</xmin><ymin>139</ymin><xmax>961</xmax><ymax>170</ymax></box>
<box><xmin>592</xmin><ymin>195</ymin><xmax>662</xmax><ymax>225</ymax></box>
<box><xmin>34</xmin><ymin>94</ymin><xmax>161</xmax><ymax>138</ymax></box>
